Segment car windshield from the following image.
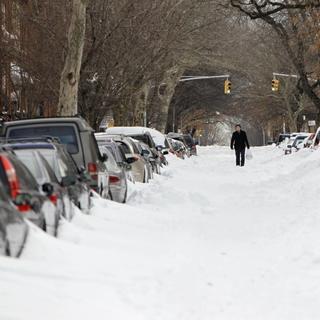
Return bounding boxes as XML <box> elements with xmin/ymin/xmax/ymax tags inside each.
<box><xmin>293</xmin><ymin>136</ymin><xmax>307</xmax><ymax>146</ymax></box>
<box><xmin>7</xmin><ymin>125</ymin><xmax>79</xmax><ymax>154</ymax></box>
<box><xmin>130</xmin><ymin>134</ymin><xmax>149</xmax><ymax>145</ymax></box>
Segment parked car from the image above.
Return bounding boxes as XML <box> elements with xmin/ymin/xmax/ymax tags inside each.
<box><xmin>0</xmin><ymin>116</ymin><xmax>109</xmax><ymax>197</ymax></box>
<box><xmin>8</xmin><ymin>140</ymin><xmax>92</xmax><ymax>216</ymax></box>
<box><xmin>0</xmin><ymin>151</ymin><xmax>57</xmax><ymax>236</ymax></box>
<box><xmin>10</xmin><ymin>148</ymin><xmax>64</xmax><ymax>227</ymax></box>
<box><xmin>167</xmin><ymin>132</ymin><xmax>191</xmax><ymax>157</ymax></box>
<box><xmin>97</xmin><ymin>133</ymin><xmax>149</xmax><ymax>183</ymax></box>
<box><xmin>167</xmin><ymin>137</ymin><xmax>188</xmax><ymax>159</ymax></box>
<box><xmin>133</xmin><ymin>140</ymin><xmax>154</xmax><ymax>181</ymax></box>
<box><xmin>95</xmin><ymin>136</ymin><xmax>134</xmax><ymax>183</ymax></box>
<box><xmin>104</xmin><ymin>127</ymin><xmax>162</xmax><ymax>173</ymax></box>
<box><xmin>0</xmin><ymin>181</ymin><xmax>29</xmax><ymax>257</ymax></box>
<box><xmin>276</xmin><ymin>133</ymin><xmax>291</xmax><ymax>146</ymax></box>
<box><xmin>292</xmin><ymin>134</ymin><xmax>310</xmax><ymax>150</ymax></box>
<box><xmin>284</xmin><ymin>133</ymin><xmax>309</xmax><ymax>154</ymax></box>
<box><xmin>99</xmin><ymin>146</ymin><xmax>128</xmax><ymax>203</ymax></box>
<box><xmin>304</xmin><ymin>133</ymin><xmax>315</xmax><ymax>148</ymax></box>
<box><xmin>309</xmin><ymin>127</ymin><xmax>320</xmax><ymax>149</ymax></box>
<box><xmin>139</xmin><ymin>127</ymin><xmax>170</xmax><ymax>165</ymax></box>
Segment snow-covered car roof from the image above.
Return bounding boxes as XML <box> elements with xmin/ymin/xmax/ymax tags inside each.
<box><xmin>105</xmin><ymin>126</ymin><xmax>167</xmax><ymax>147</ymax></box>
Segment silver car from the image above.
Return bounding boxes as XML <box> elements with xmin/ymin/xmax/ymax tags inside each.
<box><xmin>99</xmin><ymin>146</ymin><xmax>128</xmax><ymax>203</ymax></box>
<box><xmin>96</xmin><ymin>134</ymin><xmax>149</xmax><ymax>183</ymax></box>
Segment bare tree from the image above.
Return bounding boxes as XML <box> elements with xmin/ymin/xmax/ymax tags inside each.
<box><xmin>58</xmin><ymin>0</ymin><xmax>89</xmax><ymax>116</ymax></box>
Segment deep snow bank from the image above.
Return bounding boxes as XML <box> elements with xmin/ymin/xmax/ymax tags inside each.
<box><xmin>1</xmin><ymin>146</ymin><xmax>320</xmax><ymax>320</ymax></box>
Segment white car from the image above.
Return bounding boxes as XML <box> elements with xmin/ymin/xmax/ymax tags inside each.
<box><xmin>308</xmin><ymin>127</ymin><xmax>320</xmax><ymax>149</ymax></box>
<box><xmin>284</xmin><ymin>133</ymin><xmax>310</xmax><ymax>154</ymax></box>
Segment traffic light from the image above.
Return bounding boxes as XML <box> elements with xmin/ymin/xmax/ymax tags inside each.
<box><xmin>272</xmin><ymin>79</ymin><xmax>280</xmax><ymax>92</ymax></box>
<box><xmin>224</xmin><ymin>80</ymin><xmax>231</xmax><ymax>94</ymax></box>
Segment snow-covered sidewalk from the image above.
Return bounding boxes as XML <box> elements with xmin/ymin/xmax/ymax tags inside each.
<box><xmin>1</xmin><ymin>146</ymin><xmax>320</xmax><ymax>320</ymax></box>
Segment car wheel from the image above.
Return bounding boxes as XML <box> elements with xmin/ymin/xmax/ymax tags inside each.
<box><xmin>122</xmin><ymin>189</ymin><xmax>127</xmax><ymax>204</ymax></box>
<box><xmin>144</xmin><ymin>169</ymin><xmax>148</xmax><ymax>183</ymax></box>
<box><xmin>5</xmin><ymin>240</ymin><xmax>11</xmax><ymax>257</ymax></box>
<box><xmin>0</xmin><ymin>235</ymin><xmax>7</xmax><ymax>256</ymax></box>
<box><xmin>42</xmin><ymin>219</ymin><xmax>47</xmax><ymax>232</ymax></box>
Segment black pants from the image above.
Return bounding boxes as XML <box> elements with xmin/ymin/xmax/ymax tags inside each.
<box><xmin>235</xmin><ymin>149</ymin><xmax>245</xmax><ymax>166</ymax></box>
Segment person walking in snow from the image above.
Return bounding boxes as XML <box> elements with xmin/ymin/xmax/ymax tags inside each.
<box><xmin>230</xmin><ymin>124</ymin><xmax>250</xmax><ymax>166</ymax></box>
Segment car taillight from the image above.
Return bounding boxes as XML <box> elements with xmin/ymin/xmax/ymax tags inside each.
<box><xmin>109</xmin><ymin>175</ymin><xmax>120</xmax><ymax>184</ymax></box>
<box><xmin>0</xmin><ymin>155</ymin><xmax>20</xmax><ymax>198</ymax></box>
<box><xmin>88</xmin><ymin>162</ymin><xmax>98</xmax><ymax>181</ymax></box>
<box><xmin>17</xmin><ymin>204</ymin><xmax>32</xmax><ymax>213</ymax></box>
<box><xmin>49</xmin><ymin>194</ymin><xmax>58</xmax><ymax>206</ymax></box>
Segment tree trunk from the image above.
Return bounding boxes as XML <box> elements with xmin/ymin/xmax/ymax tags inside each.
<box><xmin>57</xmin><ymin>0</ymin><xmax>88</xmax><ymax>116</ymax></box>
<box><xmin>155</xmin><ymin>66</ymin><xmax>182</xmax><ymax>133</ymax></box>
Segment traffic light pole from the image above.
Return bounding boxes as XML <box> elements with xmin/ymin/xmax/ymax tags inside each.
<box><xmin>172</xmin><ymin>74</ymin><xmax>231</xmax><ymax>132</ymax></box>
<box><xmin>273</xmin><ymin>72</ymin><xmax>298</xmax><ymax>79</ymax></box>
<box><xmin>179</xmin><ymin>75</ymin><xmax>230</xmax><ymax>82</ymax></box>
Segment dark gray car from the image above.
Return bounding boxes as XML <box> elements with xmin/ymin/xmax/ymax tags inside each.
<box><xmin>1</xmin><ymin>117</ymin><xmax>109</xmax><ymax>197</ymax></box>
<box><xmin>8</xmin><ymin>141</ymin><xmax>92</xmax><ymax>216</ymax></box>
<box><xmin>0</xmin><ymin>151</ymin><xmax>57</xmax><ymax>236</ymax></box>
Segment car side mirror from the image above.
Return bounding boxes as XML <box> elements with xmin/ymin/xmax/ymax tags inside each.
<box><xmin>14</xmin><ymin>193</ymin><xmax>32</xmax><ymax>206</ymax></box>
<box><xmin>61</xmin><ymin>175</ymin><xmax>77</xmax><ymax>187</ymax></box>
<box><xmin>101</xmin><ymin>153</ymin><xmax>108</xmax><ymax>162</ymax></box>
<box><xmin>42</xmin><ymin>183</ymin><xmax>54</xmax><ymax>196</ymax></box>
<box><xmin>126</xmin><ymin>156</ymin><xmax>138</xmax><ymax>164</ymax></box>
<box><xmin>78</xmin><ymin>165</ymin><xmax>86</xmax><ymax>174</ymax></box>
<box><xmin>162</xmin><ymin>150</ymin><xmax>169</xmax><ymax>155</ymax></box>
<box><xmin>80</xmin><ymin>171</ymin><xmax>91</xmax><ymax>182</ymax></box>
<box><xmin>141</xmin><ymin>149</ymin><xmax>150</xmax><ymax>156</ymax></box>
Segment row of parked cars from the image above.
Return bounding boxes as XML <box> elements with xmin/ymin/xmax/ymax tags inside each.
<box><xmin>277</xmin><ymin>127</ymin><xmax>320</xmax><ymax>154</ymax></box>
<box><xmin>0</xmin><ymin>117</ymin><xmax>197</xmax><ymax>257</ymax></box>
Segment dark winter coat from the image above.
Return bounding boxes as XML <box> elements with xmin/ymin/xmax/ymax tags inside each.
<box><xmin>230</xmin><ymin>130</ymin><xmax>250</xmax><ymax>151</ymax></box>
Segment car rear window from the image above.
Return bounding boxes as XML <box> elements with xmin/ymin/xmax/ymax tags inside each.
<box><xmin>100</xmin><ymin>147</ymin><xmax>118</xmax><ymax>171</ymax></box>
<box><xmin>37</xmin><ymin>149</ymin><xmax>70</xmax><ymax>181</ymax></box>
<box><xmin>7</xmin><ymin>125</ymin><xmax>79</xmax><ymax>154</ymax></box>
<box><xmin>8</xmin><ymin>156</ymin><xmax>38</xmax><ymax>191</ymax></box>
<box><xmin>14</xmin><ymin>150</ymin><xmax>44</xmax><ymax>182</ymax></box>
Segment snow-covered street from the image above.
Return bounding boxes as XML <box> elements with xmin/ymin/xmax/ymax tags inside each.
<box><xmin>1</xmin><ymin>146</ymin><xmax>320</xmax><ymax>320</ymax></box>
